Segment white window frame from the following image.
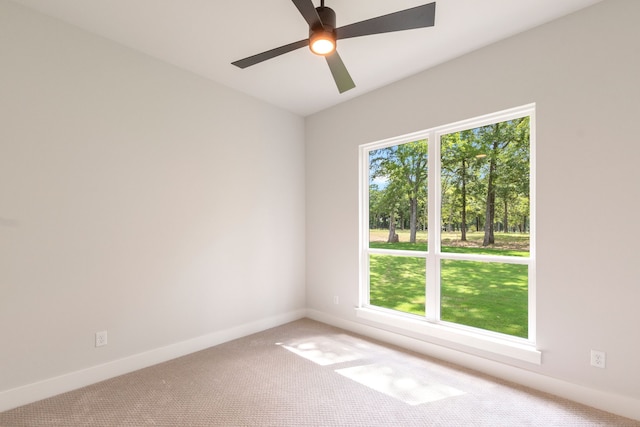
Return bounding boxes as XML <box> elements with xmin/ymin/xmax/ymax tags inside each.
<box><xmin>358</xmin><ymin>104</ymin><xmax>540</xmax><ymax>364</ymax></box>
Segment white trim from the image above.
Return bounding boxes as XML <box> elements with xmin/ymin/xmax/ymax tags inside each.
<box><xmin>427</xmin><ymin>132</ymin><xmax>439</xmax><ymax>322</ymax></box>
<box><xmin>358</xmin><ymin>144</ymin><xmax>370</xmax><ymax>307</ymax></box>
<box><xmin>438</xmin><ymin>252</ymin><xmax>530</xmax><ymax>264</ymax></box>
<box><xmin>355</xmin><ymin>307</ymin><xmax>539</xmax><ymax>364</ymax></box>
<box><xmin>306</xmin><ymin>309</ymin><xmax>640</xmax><ymax>422</ymax></box>
<box><xmin>0</xmin><ymin>309</ymin><xmax>306</xmax><ymax>412</ymax></box>
<box><xmin>528</xmin><ymin>108</ymin><xmax>537</xmax><ymax>341</ymax></box>
<box><xmin>434</xmin><ymin>104</ymin><xmax>536</xmax><ymax>136</ymax></box>
<box><xmin>368</xmin><ymin>248</ymin><xmax>427</xmax><ymax>257</ymax></box>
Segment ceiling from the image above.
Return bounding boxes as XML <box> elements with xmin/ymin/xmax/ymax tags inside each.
<box><xmin>11</xmin><ymin>0</ymin><xmax>603</xmax><ymax>116</ymax></box>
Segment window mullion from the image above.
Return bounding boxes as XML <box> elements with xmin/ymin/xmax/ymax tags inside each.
<box><xmin>426</xmin><ymin>131</ymin><xmax>439</xmax><ymax>322</ymax></box>
<box><xmin>360</xmin><ymin>146</ymin><xmax>371</xmax><ymax>307</ymax></box>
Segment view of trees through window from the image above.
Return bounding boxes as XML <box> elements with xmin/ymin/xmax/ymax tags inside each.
<box><xmin>441</xmin><ymin>117</ymin><xmax>530</xmax><ymax>251</ymax></box>
<box><xmin>364</xmin><ymin>110</ymin><xmax>533</xmax><ymax>339</ymax></box>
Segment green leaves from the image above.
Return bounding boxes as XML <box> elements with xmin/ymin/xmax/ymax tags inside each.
<box><xmin>369</xmin><ymin>141</ymin><xmax>428</xmax><ymax>242</ymax></box>
<box><xmin>441</xmin><ymin>117</ymin><xmax>530</xmax><ymax>243</ymax></box>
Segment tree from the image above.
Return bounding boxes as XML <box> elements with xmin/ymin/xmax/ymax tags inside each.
<box><xmin>495</xmin><ymin>117</ymin><xmax>530</xmax><ymax>234</ymax></box>
<box><xmin>369</xmin><ymin>141</ymin><xmax>428</xmax><ymax>243</ymax></box>
<box><xmin>441</xmin><ymin>130</ymin><xmax>481</xmax><ymax>241</ymax></box>
<box><xmin>477</xmin><ymin>117</ymin><xmax>529</xmax><ymax>245</ymax></box>
<box><xmin>381</xmin><ymin>180</ymin><xmax>406</xmax><ymax>242</ymax></box>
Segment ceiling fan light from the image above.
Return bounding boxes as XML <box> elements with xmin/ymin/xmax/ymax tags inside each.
<box><xmin>309</xmin><ymin>31</ymin><xmax>336</xmax><ymax>55</ymax></box>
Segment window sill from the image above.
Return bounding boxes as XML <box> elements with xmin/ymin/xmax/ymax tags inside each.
<box><xmin>355</xmin><ymin>307</ymin><xmax>541</xmax><ymax>365</ymax></box>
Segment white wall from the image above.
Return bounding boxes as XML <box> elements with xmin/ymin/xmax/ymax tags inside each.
<box><xmin>306</xmin><ymin>0</ymin><xmax>640</xmax><ymax>418</ymax></box>
<box><xmin>0</xmin><ymin>0</ymin><xmax>305</xmax><ymax>407</ymax></box>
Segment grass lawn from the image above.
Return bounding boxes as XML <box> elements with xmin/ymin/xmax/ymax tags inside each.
<box><xmin>368</xmin><ymin>230</ymin><xmax>529</xmax><ymax>338</ymax></box>
<box><xmin>369</xmin><ymin>229</ymin><xmax>529</xmax><ymax>253</ymax></box>
<box><xmin>440</xmin><ymin>260</ymin><xmax>528</xmax><ymax>337</ymax></box>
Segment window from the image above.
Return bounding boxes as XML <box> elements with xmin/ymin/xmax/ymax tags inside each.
<box><xmin>359</xmin><ymin>105</ymin><xmax>536</xmax><ymax>359</ymax></box>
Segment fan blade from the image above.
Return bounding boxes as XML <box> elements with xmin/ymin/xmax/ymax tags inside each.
<box><xmin>291</xmin><ymin>0</ymin><xmax>322</xmax><ymax>29</ymax></box>
<box><xmin>325</xmin><ymin>51</ymin><xmax>355</xmax><ymax>93</ymax></box>
<box><xmin>336</xmin><ymin>2</ymin><xmax>435</xmax><ymax>40</ymax></box>
<box><xmin>232</xmin><ymin>39</ymin><xmax>309</xmax><ymax>68</ymax></box>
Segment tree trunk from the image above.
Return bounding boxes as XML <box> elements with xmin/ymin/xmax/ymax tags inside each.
<box><xmin>423</xmin><ymin>200</ymin><xmax>428</xmax><ymax>231</ymax></box>
<box><xmin>387</xmin><ymin>210</ymin><xmax>398</xmax><ymax>243</ymax></box>
<box><xmin>483</xmin><ymin>136</ymin><xmax>499</xmax><ymax>246</ymax></box>
<box><xmin>448</xmin><ymin>208</ymin><xmax>455</xmax><ymax>232</ymax></box>
<box><xmin>503</xmin><ymin>198</ymin><xmax>509</xmax><ymax>233</ymax></box>
<box><xmin>483</xmin><ymin>186</ymin><xmax>495</xmax><ymax>246</ymax></box>
<box><xmin>409</xmin><ymin>198</ymin><xmax>418</xmax><ymax>243</ymax></box>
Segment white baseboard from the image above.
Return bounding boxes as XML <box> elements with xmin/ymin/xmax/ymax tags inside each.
<box><xmin>0</xmin><ymin>309</ymin><xmax>306</xmax><ymax>413</ymax></box>
<box><xmin>306</xmin><ymin>309</ymin><xmax>640</xmax><ymax>422</ymax></box>
<box><xmin>4</xmin><ymin>308</ymin><xmax>638</xmax><ymax>422</ymax></box>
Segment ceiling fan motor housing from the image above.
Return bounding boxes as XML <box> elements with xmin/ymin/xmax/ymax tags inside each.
<box><xmin>309</xmin><ymin>6</ymin><xmax>337</xmax><ymax>54</ymax></box>
<box><xmin>315</xmin><ymin>6</ymin><xmax>336</xmax><ymax>32</ymax></box>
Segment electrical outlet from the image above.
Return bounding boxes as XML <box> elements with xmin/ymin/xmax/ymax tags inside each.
<box><xmin>590</xmin><ymin>350</ymin><xmax>605</xmax><ymax>368</ymax></box>
<box><xmin>95</xmin><ymin>331</ymin><xmax>108</xmax><ymax>347</ymax></box>
<box><xmin>333</xmin><ymin>296</ymin><xmax>339</xmax><ymax>305</ymax></box>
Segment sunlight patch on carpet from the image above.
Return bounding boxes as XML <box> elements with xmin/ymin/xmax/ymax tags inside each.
<box><xmin>278</xmin><ymin>334</ymin><xmax>368</xmax><ymax>366</ymax></box>
<box><xmin>335</xmin><ymin>363</ymin><xmax>466</xmax><ymax>405</ymax></box>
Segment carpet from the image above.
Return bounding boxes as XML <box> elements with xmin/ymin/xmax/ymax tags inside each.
<box><xmin>1</xmin><ymin>318</ymin><xmax>638</xmax><ymax>426</ymax></box>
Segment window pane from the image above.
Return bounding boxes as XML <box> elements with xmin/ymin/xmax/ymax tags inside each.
<box><xmin>440</xmin><ymin>260</ymin><xmax>528</xmax><ymax>338</ymax></box>
<box><xmin>368</xmin><ymin>140</ymin><xmax>428</xmax><ymax>251</ymax></box>
<box><xmin>440</xmin><ymin>118</ymin><xmax>530</xmax><ymax>256</ymax></box>
<box><xmin>369</xmin><ymin>254</ymin><xmax>425</xmax><ymax>316</ymax></box>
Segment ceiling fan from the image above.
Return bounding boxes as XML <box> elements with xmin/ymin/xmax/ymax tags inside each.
<box><xmin>232</xmin><ymin>0</ymin><xmax>436</xmax><ymax>93</ymax></box>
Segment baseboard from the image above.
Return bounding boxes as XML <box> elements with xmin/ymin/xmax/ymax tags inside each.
<box><xmin>0</xmin><ymin>309</ymin><xmax>307</xmax><ymax>413</ymax></box>
<box><xmin>306</xmin><ymin>309</ymin><xmax>640</xmax><ymax>422</ymax></box>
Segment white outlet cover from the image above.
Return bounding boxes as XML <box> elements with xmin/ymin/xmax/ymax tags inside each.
<box><xmin>96</xmin><ymin>331</ymin><xmax>108</xmax><ymax>347</ymax></box>
<box><xmin>590</xmin><ymin>350</ymin><xmax>605</xmax><ymax>368</ymax></box>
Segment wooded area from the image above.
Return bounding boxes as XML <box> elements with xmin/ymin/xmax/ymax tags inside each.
<box><xmin>369</xmin><ymin>117</ymin><xmax>530</xmax><ymax>248</ymax></box>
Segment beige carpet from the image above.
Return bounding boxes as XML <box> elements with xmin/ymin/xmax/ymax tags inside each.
<box><xmin>1</xmin><ymin>318</ymin><xmax>638</xmax><ymax>426</ymax></box>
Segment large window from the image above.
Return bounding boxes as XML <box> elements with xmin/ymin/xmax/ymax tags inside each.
<box><xmin>360</xmin><ymin>105</ymin><xmax>535</xmax><ymax>347</ymax></box>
